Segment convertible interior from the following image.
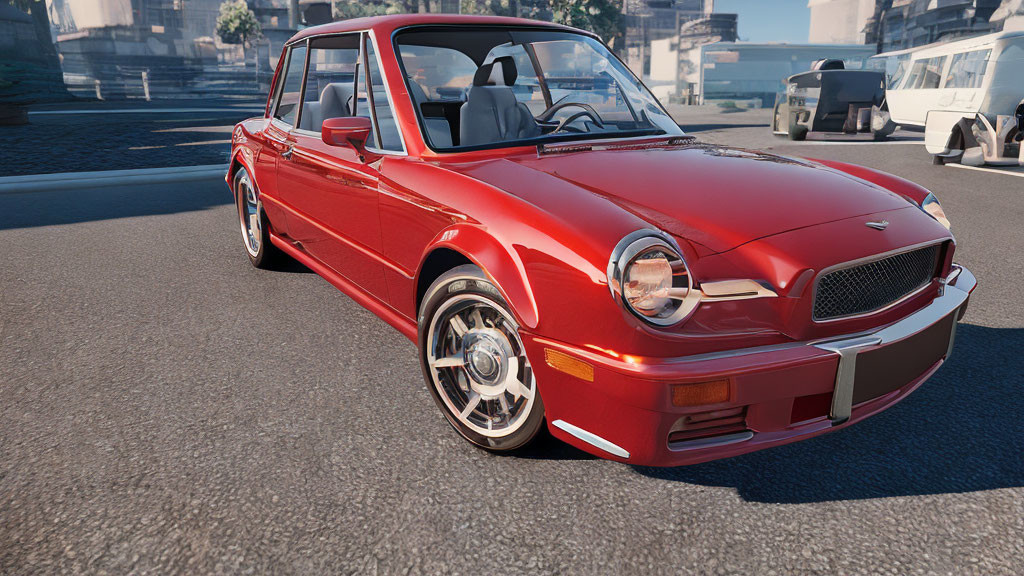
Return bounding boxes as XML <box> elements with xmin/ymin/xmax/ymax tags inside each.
<box><xmin>394</xmin><ymin>26</ymin><xmax>682</xmax><ymax>150</ymax></box>
<box><xmin>288</xmin><ymin>27</ymin><xmax>680</xmax><ymax>151</ymax></box>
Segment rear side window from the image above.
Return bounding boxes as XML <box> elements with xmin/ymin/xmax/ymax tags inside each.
<box><xmin>944</xmin><ymin>49</ymin><xmax>991</xmax><ymax>89</ymax></box>
<box><xmin>274</xmin><ymin>44</ymin><xmax>308</xmax><ymax>126</ymax></box>
<box><xmin>905</xmin><ymin>56</ymin><xmax>946</xmax><ymax>90</ymax></box>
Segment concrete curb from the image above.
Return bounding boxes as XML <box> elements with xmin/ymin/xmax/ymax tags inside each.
<box><xmin>0</xmin><ymin>164</ymin><xmax>229</xmax><ymax>194</ymax></box>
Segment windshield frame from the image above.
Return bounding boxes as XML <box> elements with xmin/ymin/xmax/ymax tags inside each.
<box><xmin>391</xmin><ymin>24</ymin><xmax>683</xmax><ymax>154</ymax></box>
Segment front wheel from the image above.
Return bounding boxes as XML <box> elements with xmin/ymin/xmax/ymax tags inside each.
<box><xmin>418</xmin><ymin>265</ymin><xmax>545</xmax><ymax>452</ymax></box>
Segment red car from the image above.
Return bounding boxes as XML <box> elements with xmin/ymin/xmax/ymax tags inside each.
<box><xmin>227</xmin><ymin>15</ymin><xmax>976</xmax><ymax>466</ymax></box>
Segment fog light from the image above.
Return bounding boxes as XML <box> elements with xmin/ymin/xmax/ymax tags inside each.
<box><xmin>672</xmin><ymin>379</ymin><xmax>730</xmax><ymax>406</ymax></box>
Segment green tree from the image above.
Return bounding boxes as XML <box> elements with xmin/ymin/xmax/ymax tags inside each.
<box><xmin>548</xmin><ymin>0</ymin><xmax>623</xmax><ymax>48</ymax></box>
<box><xmin>216</xmin><ymin>0</ymin><xmax>262</xmax><ymax>47</ymax></box>
<box><xmin>334</xmin><ymin>0</ymin><xmax>437</xmax><ymax>18</ymax></box>
<box><xmin>460</xmin><ymin>0</ymin><xmax>516</xmax><ymax>16</ymax></box>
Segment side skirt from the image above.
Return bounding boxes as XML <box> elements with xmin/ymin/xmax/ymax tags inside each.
<box><xmin>269</xmin><ymin>232</ymin><xmax>418</xmax><ymax>342</ymax></box>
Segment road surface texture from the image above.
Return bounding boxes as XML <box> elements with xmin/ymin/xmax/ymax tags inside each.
<box><xmin>2</xmin><ymin>113</ymin><xmax>1022</xmax><ymax>574</ymax></box>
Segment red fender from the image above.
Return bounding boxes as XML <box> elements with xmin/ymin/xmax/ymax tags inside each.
<box><xmin>418</xmin><ymin>224</ymin><xmax>540</xmax><ymax>330</ymax></box>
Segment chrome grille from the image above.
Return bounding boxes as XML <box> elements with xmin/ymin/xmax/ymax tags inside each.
<box><xmin>813</xmin><ymin>245</ymin><xmax>941</xmax><ymax>321</ymax></box>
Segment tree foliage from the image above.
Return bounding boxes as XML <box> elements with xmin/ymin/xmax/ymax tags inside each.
<box><xmin>331</xmin><ymin>0</ymin><xmax>624</xmax><ymax>49</ymax></box>
<box><xmin>546</xmin><ymin>0</ymin><xmax>623</xmax><ymax>48</ymax></box>
<box><xmin>460</xmin><ymin>0</ymin><xmax>515</xmax><ymax>16</ymax></box>
<box><xmin>216</xmin><ymin>0</ymin><xmax>262</xmax><ymax>47</ymax></box>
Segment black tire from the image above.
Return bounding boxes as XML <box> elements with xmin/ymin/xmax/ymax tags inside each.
<box><xmin>788</xmin><ymin>120</ymin><xmax>807</xmax><ymax>141</ymax></box>
<box><xmin>233</xmin><ymin>166</ymin><xmax>287</xmax><ymax>269</ymax></box>
<box><xmin>418</xmin><ymin>264</ymin><xmax>545</xmax><ymax>453</ymax></box>
<box><xmin>932</xmin><ymin>154</ymin><xmax>946</xmax><ymax>166</ymax></box>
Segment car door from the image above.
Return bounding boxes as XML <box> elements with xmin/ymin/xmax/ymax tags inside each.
<box><xmin>274</xmin><ymin>33</ymin><xmax>404</xmax><ymax>302</ymax></box>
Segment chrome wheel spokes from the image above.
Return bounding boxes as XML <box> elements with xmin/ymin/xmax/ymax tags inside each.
<box><xmin>426</xmin><ymin>294</ymin><xmax>536</xmax><ymax>437</ymax></box>
<box><xmin>236</xmin><ymin>172</ymin><xmax>261</xmax><ymax>257</ymax></box>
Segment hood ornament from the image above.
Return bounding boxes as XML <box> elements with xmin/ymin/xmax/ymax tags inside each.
<box><xmin>865</xmin><ymin>220</ymin><xmax>890</xmax><ymax>231</ymax></box>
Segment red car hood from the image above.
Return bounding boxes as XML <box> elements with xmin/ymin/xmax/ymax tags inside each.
<box><xmin>450</xmin><ymin>143</ymin><xmax>913</xmax><ymax>254</ymax></box>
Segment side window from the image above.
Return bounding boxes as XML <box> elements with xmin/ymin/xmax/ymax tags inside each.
<box><xmin>905</xmin><ymin>57</ymin><xmax>945</xmax><ymax>89</ymax></box>
<box><xmin>298</xmin><ymin>35</ymin><xmax>360</xmax><ymax>132</ymax></box>
<box><xmin>944</xmin><ymin>49</ymin><xmax>990</xmax><ymax>89</ymax></box>
<box><xmin>274</xmin><ymin>44</ymin><xmax>308</xmax><ymax>126</ymax></box>
<box><xmin>904</xmin><ymin>60</ymin><xmax>927</xmax><ymax>89</ymax></box>
<box><xmin>356</xmin><ymin>37</ymin><xmax>403</xmax><ymax>152</ymax></box>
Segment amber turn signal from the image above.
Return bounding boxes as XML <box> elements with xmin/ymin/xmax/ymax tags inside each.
<box><xmin>544</xmin><ymin>348</ymin><xmax>595</xmax><ymax>382</ymax></box>
<box><xmin>672</xmin><ymin>379</ymin><xmax>731</xmax><ymax>406</ymax></box>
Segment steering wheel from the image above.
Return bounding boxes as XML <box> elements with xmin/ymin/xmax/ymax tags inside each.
<box><xmin>552</xmin><ymin>111</ymin><xmax>600</xmax><ymax>134</ymax></box>
<box><xmin>537</xmin><ymin>101</ymin><xmax>605</xmax><ymax>131</ymax></box>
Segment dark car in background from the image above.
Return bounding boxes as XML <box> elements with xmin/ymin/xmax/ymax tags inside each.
<box><xmin>772</xmin><ymin>60</ymin><xmax>893</xmax><ymax>141</ymax></box>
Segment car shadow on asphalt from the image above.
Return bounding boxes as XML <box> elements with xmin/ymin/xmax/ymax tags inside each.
<box><xmin>0</xmin><ymin>177</ymin><xmax>232</xmax><ymax>231</ymax></box>
<box><xmin>630</xmin><ymin>324</ymin><xmax>1024</xmax><ymax>503</ymax></box>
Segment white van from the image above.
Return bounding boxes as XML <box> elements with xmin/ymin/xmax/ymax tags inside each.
<box><xmin>869</xmin><ymin>31</ymin><xmax>1024</xmax><ymax>164</ymax></box>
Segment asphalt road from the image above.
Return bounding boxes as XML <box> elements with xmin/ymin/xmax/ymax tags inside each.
<box><xmin>2</xmin><ymin>121</ymin><xmax>1022</xmax><ymax>575</ymax></box>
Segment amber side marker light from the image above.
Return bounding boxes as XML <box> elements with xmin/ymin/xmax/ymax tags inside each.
<box><xmin>672</xmin><ymin>379</ymin><xmax>731</xmax><ymax>407</ymax></box>
<box><xmin>544</xmin><ymin>349</ymin><xmax>595</xmax><ymax>382</ymax></box>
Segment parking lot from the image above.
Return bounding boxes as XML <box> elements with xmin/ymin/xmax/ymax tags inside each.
<box><xmin>2</xmin><ymin>109</ymin><xmax>1022</xmax><ymax>574</ymax></box>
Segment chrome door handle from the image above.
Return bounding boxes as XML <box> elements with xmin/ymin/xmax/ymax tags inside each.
<box><xmin>281</xmin><ymin>145</ymin><xmax>294</xmax><ymax>160</ymax></box>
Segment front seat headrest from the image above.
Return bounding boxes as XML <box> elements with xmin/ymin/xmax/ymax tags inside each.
<box><xmin>473</xmin><ymin>56</ymin><xmax>517</xmax><ymax>87</ymax></box>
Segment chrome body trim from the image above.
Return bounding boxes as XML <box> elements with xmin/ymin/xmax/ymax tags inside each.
<box><xmin>700</xmin><ymin>279</ymin><xmax>778</xmax><ymax>302</ymax></box>
<box><xmin>668</xmin><ymin>430</ymin><xmax>754</xmax><ymax>452</ymax></box>
<box><xmin>815</xmin><ymin>336</ymin><xmax>882</xmax><ymax>424</ymax></box>
<box><xmin>551</xmin><ymin>419</ymin><xmax>630</xmax><ymax>459</ymax></box>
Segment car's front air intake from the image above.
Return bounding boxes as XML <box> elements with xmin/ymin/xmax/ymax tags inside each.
<box><xmin>813</xmin><ymin>244</ymin><xmax>941</xmax><ymax>321</ymax></box>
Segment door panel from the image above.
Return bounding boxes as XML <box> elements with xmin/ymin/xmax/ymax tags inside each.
<box><xmin>277</xmin><ymin>133</ymin><xmax>389</xmax><ymax>300</ymax></box>
<box><xmin>256</xmin><ymin>120</ymin><xmax>293</xmax><ymax>233</ymax></box>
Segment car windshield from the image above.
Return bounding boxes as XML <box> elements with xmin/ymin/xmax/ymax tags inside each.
<box><xmin>395</xmin><ymin>27</ymin><xmax>683</xmax><ymax>151</ymax></box>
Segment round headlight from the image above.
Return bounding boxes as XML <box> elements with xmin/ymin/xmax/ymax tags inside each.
<box><xmin>608</xmin><ymin>231</ymin><xmax>701</xmax><ymax>326</ymax></box>
<box><xmin>921</xmin><ymin>192</ymin><xmax>951</xmax><ymax>230</ymax></box>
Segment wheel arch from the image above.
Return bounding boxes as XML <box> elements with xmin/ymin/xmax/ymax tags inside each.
<box><xmin>414</xmin><ymin>225</ymin><xmax>540</xmax><ymax>330</ymax></box>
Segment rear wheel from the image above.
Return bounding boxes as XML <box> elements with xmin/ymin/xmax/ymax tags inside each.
<box><xmin>418</xmin><ymin>265</ymin><xmax>545</xmax><ymax>452</ymax></box>
<box><xmin>234</xmin><ymin>166</ymin><xmax>286</xmax><ymax>269</ymax></box>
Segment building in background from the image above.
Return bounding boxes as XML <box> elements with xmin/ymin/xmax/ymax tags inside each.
<box><xmin>697</xmin><ymin>42</ymin><xmax>876</xmax><ymax>106</ymax></box>
<box><xmin>808</xmin><ymin>0</ymin><xmax>875</xmax><ymax>43</ymax></box>
<box><xmin>991</xmin><ymin>0</ymin><xmax>1024</xmax><ymax>30</ymax></box>
<box><xmin>623</xmin><ymin>0</ymin><xmax>716</xmax><ymax>76</ymax></box>
<box><xmin>648</xmin><ymin>11</ymin><xmax>737</xmax><ymax>103</ymax></box>
<box><xmin>40</xmin><ymin>0</ymin><xmax>320</xmax><ymax>100</ymax></box>
<box><xmin>864</xmin><ymin>0</ymin><xmax>1004</xmax><ymax>53</ymax></box>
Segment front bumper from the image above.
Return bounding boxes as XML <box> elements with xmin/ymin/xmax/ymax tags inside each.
<box><xmin>525</xmin><ymin>265</ymin><xmax>977</xmax><ymax>466</ymax></box>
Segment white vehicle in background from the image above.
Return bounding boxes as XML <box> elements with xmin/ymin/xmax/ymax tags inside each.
<box><xmin>870</xmin><ymin>30</ymin><xmax>1024</xmax><ymax>166</ymax></box>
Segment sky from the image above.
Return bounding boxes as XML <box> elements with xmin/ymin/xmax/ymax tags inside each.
<box><xmin>714</xmin><ymin>0</ymin><xmax>812</xmax><ymax>44</ymax></box>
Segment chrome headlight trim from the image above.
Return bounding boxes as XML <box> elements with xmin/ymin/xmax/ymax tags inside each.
<box><xmin>607</xmin><ymin>230</ymin><xmax>702</xmax><ymax>327</ymax></box>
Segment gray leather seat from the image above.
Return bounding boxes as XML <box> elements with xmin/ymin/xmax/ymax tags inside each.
<box><xmin>459</xmin><ymin>56</ymin><xmax>539</xmax><ymax>147</ymax></box>
<box><xmin>299</xmin><ymin>82</ymin><xmax>354</xmax><ymax>131</ymax></box>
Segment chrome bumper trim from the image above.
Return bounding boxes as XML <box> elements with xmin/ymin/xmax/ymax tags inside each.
<box><xmin>668</xmin><ymin>430</ymin><xmax>754</xmax><ymax>452</ymax></box>
<box><xmin>813</xmin><ymin>265</ymin><xmax>974</xmax><ymax>425</ymax></box>
<box><xmin>552</xmin><ymin>419</ymin><xmax>630</xmax><ymax>459</ymax></box>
